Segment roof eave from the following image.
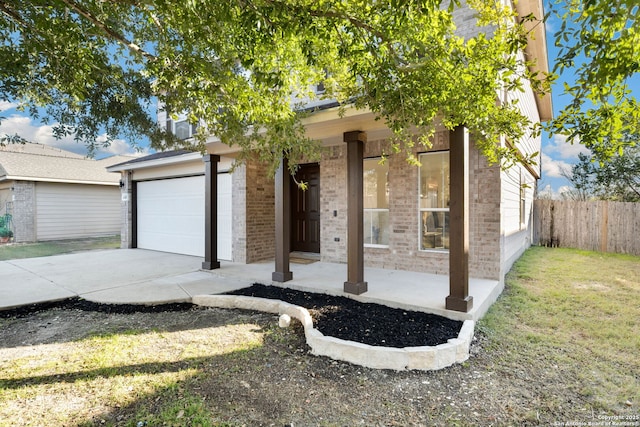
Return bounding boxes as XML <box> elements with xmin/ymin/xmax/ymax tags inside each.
<box><xmin>514</xmin><ymin>0</ymin><xmax>553</xmax><ymax>122</ymax></box>
<box><xmin>106</xmin><ymin>151</ymin><xmax>204</xmax><ymax>172</ymax></box>
<box><xmin>0</xmin><ymin>176</ymin><xmax>118</xmax><ymax>186</ymax></box>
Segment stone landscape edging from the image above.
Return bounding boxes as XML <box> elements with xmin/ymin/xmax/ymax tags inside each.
<box><xmin>192</xmin><ymin>294</ymin><xmax>474</xmax><ymax>371</ymax></box>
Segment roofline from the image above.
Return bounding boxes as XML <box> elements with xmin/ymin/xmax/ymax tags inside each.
<box><xmin>106</xmin><ymin>151</ymin><xmax>204</xmax><ymax>172</ymax></box>
<box><xmin>514</xmin><ymin>0</ymin><xmax>553</xmax><ymax>122</ymax></box>
<box><xmin>0</xmin><ymin>176</ymin><xmax>118</xmax><ymax>186</ymax></box>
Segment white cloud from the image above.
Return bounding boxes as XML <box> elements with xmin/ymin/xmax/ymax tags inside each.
<box><xmin>541</xmin><ymin>152</ymin><xmax>572</xmax><ymax>178</ymax></box>
<box><xmin>0</xmin><ymin>114</ymin><xmax>148</xmax><ymax>158</ymax></box>
<box><xmin>545</xmin><ymin>133</ymin><xmax>589</xmax><ymax>160</ymax></box>
<box><xmin>538</xmin><ymin>184</ymin><xmax>575</xmax><ymax>200</ymax></box>
<box><xmin>0</xmin><ymin>101</ymin><xmax>17</xmax><ymax>113</ymax></box>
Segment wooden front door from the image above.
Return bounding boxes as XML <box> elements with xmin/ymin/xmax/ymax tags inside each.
<box><xmin>291</xmin><ymin>163</ymin><xmax>320</xmax><ymax>253</ymax></box>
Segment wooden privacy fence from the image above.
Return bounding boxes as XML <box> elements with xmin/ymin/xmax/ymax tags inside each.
<box><xmin>533</xmin><ymin>200</ymin><xmax>640</xmax><ymax>256</ymax></box>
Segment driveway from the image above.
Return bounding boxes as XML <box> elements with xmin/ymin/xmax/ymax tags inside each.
<box><xmin>0</xmin><ymin>249</ymin><xmax>247</xmax><ymax>310</ymax></box>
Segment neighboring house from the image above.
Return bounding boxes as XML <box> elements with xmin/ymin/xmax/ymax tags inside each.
<box><xmin>0</xmin><ymin>142</ymin><xmax>131</xmax><ymax>242</ymax></box>
<box><xmin>108</xmin><ymin>0</ymin><xmax>551</xmax><ymax>314</ymax></box>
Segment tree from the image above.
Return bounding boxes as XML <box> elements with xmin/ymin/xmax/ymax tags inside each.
<box><xmin>564</xmin><ymin>144</ymin><xmax>640</xmax><ymax>202</ymax></box>
<box><xmin>0</xmin><ymin>0</ymin><xmax>546</xmax><ymax>169</ymax></box>
<box><xmin>548</xmin><ymin>0</ymin><xmax>639</xmax><ymax>160</ymax></box>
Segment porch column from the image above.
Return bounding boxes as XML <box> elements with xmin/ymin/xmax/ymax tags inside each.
<box><xmin>446</xmin><ymin>126</ymin><xmax>473</xmax><ymax>312</ymax></box>
<box><xmin>272</xmin><ymin>156</ymin><xmax>293</xmax><ymax>282</ymax></box>
<box><xmin>344</xmin><ymin>130</ymin><xmax>368</xmax><ymax>295</ymax></box>
<box><xmin>202</xmin><ymin>154</ymin><xmax>221</xmax><ymax>270</ymax></box>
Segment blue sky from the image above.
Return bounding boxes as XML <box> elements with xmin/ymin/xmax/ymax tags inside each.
<box><xmin>0</xmin><ymin>4</ymin><xmax>636</xmax><ymax>196</ymax></box>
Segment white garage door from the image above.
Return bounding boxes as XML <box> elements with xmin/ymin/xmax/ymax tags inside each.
<box><xmin>35</xmin><ymin>183</ymin><xmax>120</xmax><ymax>241</ymax></box>
<box><xmin>136</xmin><ymin>174</ymin><xmax>232</xmax><ymax>259</ymax></box>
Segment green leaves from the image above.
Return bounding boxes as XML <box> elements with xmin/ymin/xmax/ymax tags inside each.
<box><xmin>549</xmin><ymin>0</ymin><xmax>639</xmax><ymax>160</ymax></box>
<box><xmin>0</xmin><ymin>0</ymin><xmax>548</xmax><ymax>169</ymax></box>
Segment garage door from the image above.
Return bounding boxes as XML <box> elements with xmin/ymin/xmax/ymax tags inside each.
<box><xmin>137</xmin><ymin>174</ymin><xmax>232</xmax><ymax>259</ymax></box>
<box><xmin>35</xmin><ymin>183</ymin><xmax>120</xmax><ymax>241</ymax></box>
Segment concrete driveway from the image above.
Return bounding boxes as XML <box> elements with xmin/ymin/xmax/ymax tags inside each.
<box><xmin>0</xmin><ymin>249</ymin><xmax>248</xmax><ymax>310</ymax></box>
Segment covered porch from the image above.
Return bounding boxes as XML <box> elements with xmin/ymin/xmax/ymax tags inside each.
<box><xmin>206</xmin><ymin>258</ymin><xmax>502</xmax><ymax>321</ymax></box>
<box><xmin>203</xmin><ymin>121</ymin><xmax>480</xmax><ymax>317</ymax></box>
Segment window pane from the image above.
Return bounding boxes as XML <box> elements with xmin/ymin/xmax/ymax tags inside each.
<box><xmin>363</xmin><ymin>158</ymin><xmax>389</xmax><ymax>209</ymax></box>
<box><xmin>421</xmin><ymin>211</ymin><xmax>449</xmax><ymax>250</ymax></box>
<box><xmin>364</xmin><ymin>210</ymin><xmax>389</xmax><ymax>246</ymax></box>
<box><xmin>174</xmin><ymin>120</ymin><xmax>190</xmax><ymax>140</ymax></box>
<box><xmin>419</xmin><ymin>152</ymin><xmax>449</xmax><ymax>209</ymax></box>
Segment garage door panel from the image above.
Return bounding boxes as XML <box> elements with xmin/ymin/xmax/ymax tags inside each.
<box><xmin>137</xmin><ymin>176</ymin><xmax>204</xmax><ymax>257</ymax></box>
<box><xmin>137</xmin><ymin>174</ymin><xmax>232</xmax><ymax>260</ymax></box>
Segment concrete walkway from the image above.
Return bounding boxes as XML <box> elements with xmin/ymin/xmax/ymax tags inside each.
<box><xmin>0</xmin><ymin>249</ymin><xmax>247</xmax><ymax>310</ymax></box>
<box><xmin>0</xmin><ymin>249</ymin><xmax>502</xmax><ymax>321</ymax></box>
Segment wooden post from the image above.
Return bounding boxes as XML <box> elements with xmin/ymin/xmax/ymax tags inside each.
<box><xmin>446</xmin><ymin>126</ymin><xmax>473</xmax><ymax>312</ymax></box>
<box><xmin>600</xmin><ymin>201</ymin><xmax>608</xmax><ymax>253</ymax></box>
<box><xmin>344</xmin><ymin>131</ymin><xmax>368</xmax><ymax>294</ymax></box>
<box><xmin>202</xmin><ymin>154</ymin><xmax>221</xmax><ymax>270</ymax></box>
<box><xmin>131</xmin><ymin>178</ymin><xmax>138</xmax><ymax>249</ymax></box>
<box><xmin>273</xmin><ymin>156</ymin><xmax>293</xmax><ymax>282</ymax></box>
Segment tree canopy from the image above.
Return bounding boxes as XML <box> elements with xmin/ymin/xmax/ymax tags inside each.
<box><xmin>564</xmin><ymin>138</ymin><xmax>640</xmax><ymax>202</ymax></box>
<box><xmin>0</xmin><ymin>0</ymin><xmax>548</xmax><ymax>169</ymax></box>
<box><xmin>548</xmin><ymin>0</ymin><xmax>639</xmax><ymax>160</ymax></box>
<box><xmin>2</xmin><ymin>0</ymin><xmax>637</xmax><ymax>173</ymax></box>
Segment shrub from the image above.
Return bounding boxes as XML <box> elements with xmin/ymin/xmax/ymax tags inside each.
<box><xmin>0</xmin><ymin>227</ymin><xmax>13</xmax><ymax>238</ymax></box>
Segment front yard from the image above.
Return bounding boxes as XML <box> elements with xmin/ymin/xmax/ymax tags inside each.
<box><xmin>0</xmin><ymin>246</ymin><xmax>638</xmax><ymax>426</ymax></box>
<box><xmin>0</xmin><ymin>236</ymin><xmax>120</xmax><ymax>261</ymax></box>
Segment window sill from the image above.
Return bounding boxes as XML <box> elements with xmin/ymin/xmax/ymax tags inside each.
<box><xmin>364</xmin><ymin>244</ymin><xmax>390</xmax><ymax>250</ymax></box>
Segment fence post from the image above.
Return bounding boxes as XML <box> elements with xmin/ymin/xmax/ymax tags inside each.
<box><xmin>600</xmin><ymin>201</ymin><xmax>608</xmax><ymax>253</ymax></box>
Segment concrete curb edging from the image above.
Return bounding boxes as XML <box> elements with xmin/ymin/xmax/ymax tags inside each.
<box><xmin>192</xmin><ymin>294</ymin><xmax>474</xmax><ymax>371</ymax></box>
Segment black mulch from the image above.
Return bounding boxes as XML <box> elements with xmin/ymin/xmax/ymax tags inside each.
<box><xmin>0</xmin><ymin>297</ymin><xmax>194</xmax><ymax>319</ymax></box>
<box><xmin>0</xmin><ymin>284</ymin><xmax>463</xmax><ymax>348</ymax></box>
<box><xmin>227</xmin><ymin>284</ymin><xmax>463</xmax><ymax>348</ymax></box>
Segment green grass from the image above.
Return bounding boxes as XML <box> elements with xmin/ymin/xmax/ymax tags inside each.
<box><xmin>0</xmin><ymin>235</ymin><xmax>120</xmax><ymax>261</ymax></box>
<box><xmin>1</xmin><ymin>246</ymin><xmax>638</xmax><ymax>425</ymax></box>
<box><xmin>0</xmin><ymin>322</ymin><xmax>266</xmax><ymax>426</ymax></box>
<box><xmin>478</xmin><ymin>246</ymin><xmax>640</xmax><ymax>412</ymax></box>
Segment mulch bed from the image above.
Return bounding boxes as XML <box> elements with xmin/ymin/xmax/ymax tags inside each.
<box><xmin>227</xmin><ymin>283</ymin><xmax>462</xmax><ymax>348</ymax></box>
<box><xmin>1</xmin><ymin>284</ymin><xmax>463</xmax><ymax>348</ymax></box>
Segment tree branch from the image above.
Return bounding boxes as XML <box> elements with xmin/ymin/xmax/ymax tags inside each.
<box><xmin>58</xmin><ymin>0</ymin><xmax>157</xmax><ymax>62</ymax></box>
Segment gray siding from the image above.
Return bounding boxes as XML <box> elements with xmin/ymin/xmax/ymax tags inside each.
<box><xmin>35</xmin><ymin>182</ymin><xmax>120</xmax><ymax>240</ymax></box>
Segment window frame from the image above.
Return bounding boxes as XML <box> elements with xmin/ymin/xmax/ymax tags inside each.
<box><xmin>418</xmin><ymin>150</ymin><xmax>450</xmax><ymax>252</ymax></box>
<box><xmin>363</xmin><ymin>157</ymin><xmax>390</xmax><ymax>248</ymax></box>
<box><xmin>166</xmin><ymin>116</ymin><xmax>198</xmax><ymax>140</ymax></box>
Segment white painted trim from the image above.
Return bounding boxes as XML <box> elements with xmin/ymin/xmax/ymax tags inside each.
<box><xmin>106</xmin><ymin>152</ymin><xmax>203</xmax><ymax>172</ymax></box>
<box><xmin>1</xmin><ymin>176</ymin><xmax>118</xmax><ymax>186</ymax></box>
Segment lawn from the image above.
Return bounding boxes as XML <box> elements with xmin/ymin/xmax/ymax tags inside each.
<box><xmin>0</xmin><ymin>246</ymin><xmax>638</xmax><ymax>426</ymax></box>
<box><xmin>0</xmin><ymin>236</ymin><xmax>120</xmax><ymax>261</ymax></box>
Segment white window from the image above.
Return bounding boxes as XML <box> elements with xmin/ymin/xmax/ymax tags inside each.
<box><xmin>419</xmin><ymin>151</ymin><xmax>449</xmax><ymax>250</ymax></box>
<box><xmin>363</xmin><ymin>158</ymin><xmax>389</xmax><ymax>247</ymax></box>
<box><xmin>166</xmin><ymin>117</ymin><xmax>198</xmax><ymax>140</ymax></box>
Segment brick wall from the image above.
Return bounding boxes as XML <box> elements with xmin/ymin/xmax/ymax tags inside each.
<box><xmin>232</xmin><ymin>159</ymin><xmax>275</xmax><ymax>263</ymax></box>
<box><xmin>469</xmin><ymin>146</ymin><xmax>502</xmax><ymax>280</ymax></box>
<box><xmin>315</xmin><ymin>131</ymin><xmax>502</xmax><ymax>280</ymax></box>
<box><xmin>320</xmin><ymin>146</ymin><xmax>348</xmax><ymax>263</ymax></box>
<box><xmin>10</xmin><ymin>180</ymin><xmax>36</xmax><ymax>243</ymax></box>
<box><xmin>120</xmin><ymin>172</ymin><xmax>134</xmax><ymax>249</ymax></box>
<box><xmin>228</xmin><ymin>130</ymin><xmax>503</xmax><ymax>280</ymax></box>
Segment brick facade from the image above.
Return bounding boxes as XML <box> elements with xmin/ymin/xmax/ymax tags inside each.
<box><xmin>228</xmin><ymin>131</ymin><xmax>503</xmax><ymax>280</ymax></box>
<box><xmin>119</xmin><ymin>172</ymin><xmax>134</xmax><ymax>249</ymax></box>
<box><xmin>312</xmin><ymin>132</ymin><xmax>502</xmax><ymax>280</ymax></box>
<box><xmin>232</xmin><ymin>159</ymin><xmax>275</xmax><ymax>263</ymax></box>
<box><xmin>10</xmin><ymin>181</ymin><xmax>36</xmax><ymax>243</ymax></box>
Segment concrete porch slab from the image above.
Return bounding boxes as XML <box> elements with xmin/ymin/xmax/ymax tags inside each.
<box><xmin>206</xmin><ymin>260</ymin><xmax>502</xmax><ymax>321</ymax></box>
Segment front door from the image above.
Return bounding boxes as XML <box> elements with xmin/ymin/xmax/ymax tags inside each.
<box><xmin>291</xmin><ymin>163</ymin><xmax>320</xmax><ymax>253</ymax></box>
